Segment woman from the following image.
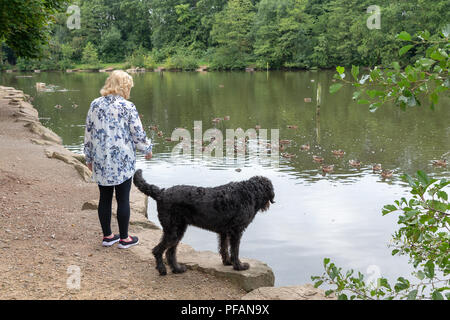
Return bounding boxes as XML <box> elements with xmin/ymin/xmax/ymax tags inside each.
<box><xmin>84</xmin><ymin>70</ymin><xmax>152</xmax><ymax>249</ymax></box>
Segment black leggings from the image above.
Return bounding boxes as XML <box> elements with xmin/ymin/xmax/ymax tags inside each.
<box><xmin>98</xmin><ymin>177</ymin><xmax>132</xmax><ymax>240</ymax></box>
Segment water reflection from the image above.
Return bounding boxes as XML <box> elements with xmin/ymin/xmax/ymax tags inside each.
<box><xmin>1</xmin><ymin>71</ymin><xmax>448</xmax><ymax>286</ymax></box>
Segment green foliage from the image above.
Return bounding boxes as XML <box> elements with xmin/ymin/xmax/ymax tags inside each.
<box><xmin>0</xmin><ymin>0</ymin><xmax>67</xmax><ymax>58</ymax></box>
<box><xmin>209</xmin><ymin>0</ymin><xmax>255</xmax><ymax>69</ymax></box>
<box><xmin>331</xmin><ymin>27</ymin><xmax>449</xmax><ymax>112</ymax></box>
<box><xmin>3</xmin><ymin>0</ymin><xmax>450</xmax><ymax>70</ymax></box>
<box><xmin>164</xmin><ymin>51</ymin><xmax>200</xmax><ymax>71</ymax></box>
<box><xmin>312</xmin><ymin>172</ymin><xmax>449</xmax><ymax>300</ymax></box>
<box><xmin>125</xmin><ymin>47</ymin><xmax>157</xmax><ymax>69</ymax></box>
<box><xmin>81</xmin><ymin>42</ymin><xmax>100</xmax><ymax>68</ymax></box>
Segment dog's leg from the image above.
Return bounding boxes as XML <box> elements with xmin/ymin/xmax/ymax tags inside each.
<box><xmin>218</xmin><ymin>233</ymin><xmax>232</xmax><ymax>266</ymax></box>
<box><xmin>166</xmin><ymin>224</ymin><xmax>187</xmax><ymax>274</ymax></box>
<box><xmin>152</xmin><ymin>232</ymin><xmax>173</xmax><ymax>276</ymax></box>
<box><xmin>230</xmin><ymin>233</ymin><xmax>250</xmax><ymax>271</ymax></box>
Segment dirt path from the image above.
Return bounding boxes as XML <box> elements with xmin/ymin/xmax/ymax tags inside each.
<box><xmin>0</xmin><ymin>85</ymin><xmax>245</xmax><ymax>300</ymax></box>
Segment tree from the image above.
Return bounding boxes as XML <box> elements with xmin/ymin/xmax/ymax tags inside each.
<box><xmin>0</xmin><ymin>0</ymin><xmax>67</xmax><ymax>58</ymax></box>
<box><xmin>82</xmin><ymin>42</ymin><xmax>100</xmax><ymax>66</ymax></box>
<box><xmin>210</xmin><ymin>0</ymin><xmax>256</xmax><ymax>69</ymax></box>
<box><xmin>252</xmin><ymin>0</ymin><xmax>311</xmax><ymax>68</ymax></box>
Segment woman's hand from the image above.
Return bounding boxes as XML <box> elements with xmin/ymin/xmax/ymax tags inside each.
<box><xmin>145</xmin><ymin>152</ymin><xmax>153</xmax><ymax>160</ymax></box>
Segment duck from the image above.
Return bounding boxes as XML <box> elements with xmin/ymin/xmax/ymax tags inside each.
<box><xmin>279</xmin><ymin>139</ymin><xmax>291</xmax><ymax>145</ymax></box>
<box><xmin>321</xmin><ymin>165</ymin><xmax>334</xmax><ymax>173</ymax></box>
<box><xmin>71</xmin><ymin>103</ymin><xmax>78</xmax><ymax>109</ymax></box>
<box><xmin>282</xmin><ymin>153</ymin><xmax>296</xmax><ymax>159</ymax></box>
<box><xmin>349</xmin><ymin>160</ymin><xmax>361</xmax><ymax>167</ymax></box>
<box><xmin>54</xmin><ymin>104</ymin><xmax>63</xmax><ymax>109</ymax></box>
<box><xmin>432</xmin><ymin>159</ymin><xmax>447</xmax><ymax>167</ymax></box>
<box><xmin>287</xmin><ymin>125</ymin><xmax>298</xmax><ymax>129</ymax></box>
<box><xmin>149</xmin><ymin>125</ymin><xmax>158</xmax><ymax>131</ymax></box>
<box><xmin>332</xmin><ymin>150</ymin><xmax>345</xmax><ymax>157</ymax></box>
<box><xmin>255</xmin><ymin>125</ymin><xmax>261</xmax><ymax>130</ymax></box>
<box><xmin>313</xmin><ymin>156</ymin><xmax>324</xmax><ymax>163</ymax></box>
<box><xmin>224</xmin><ymin>116</ymin><xmax>230</xmax><ymax>121</ymax></box>
<box><xmin>381</xmin><ymin>170</ymin><xmax>394</xmax><ymax>179</ymax></box>
<box><xmin>300</xmin><ymin>144</ymin><xmax>310</xmax><ymax>151</ymax></box>
<box><xmin>212</xmin><ymin>118</ymin><xmax>222</xmax><ymax>123</ymax></box>
<box><xmin>372</xmin><ymin>164</ymin><xmax>382</xmax><ymax>172</ymax></box>
<box><xmin>157</xmin><ymin>131</ymin><xmax>164</xmax><ymax>137</ymax></box>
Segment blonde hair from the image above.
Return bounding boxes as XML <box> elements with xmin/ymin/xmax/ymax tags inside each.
<box><xmin>100</xmin><ymin>70</ymin><xmax>134</xmax><ymax>99</ymax></box>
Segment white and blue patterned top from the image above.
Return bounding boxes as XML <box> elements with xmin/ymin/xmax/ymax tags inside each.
<box><xmin>84</xmin><ymin>94</ymin><xmax>152</xmax><ymax>186</ymax></box>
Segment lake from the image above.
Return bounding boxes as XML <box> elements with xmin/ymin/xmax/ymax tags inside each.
<box><xmin>2</xmin><ymin>70</ymin><xmax>449</xmax><ymax>287</ymax></box>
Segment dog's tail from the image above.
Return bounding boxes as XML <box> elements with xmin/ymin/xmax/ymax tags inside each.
<box><xmin>133</xmin><ymin>169</ymin><xmax>163</xmax><ymax>201</ymax></box>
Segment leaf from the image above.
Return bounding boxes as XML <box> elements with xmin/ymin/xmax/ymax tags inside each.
<box><xmin>323</xmin><ymin>258</ymin><xmax>330</xmax><ymax>266</ymax></box>
<box><xmin>351</xmin><ymin>65</ymin><xmax>360</xmax><ymax>81</ymax></box>
<box><xmin>338</xmin><ymin>294</ymin><xmax>348</xmax><ymax>300</ymax></box>
<box><xmin>394</xmin><ymin>277</ymin><xmax>410</xmax><ymax>292</ymax></box>
<box><xmin>357</xmin><ymin>99</ymin><xmax>370</xmax><ymax>105</ymax></box>
<box><xmin>416</xmin><ymin>170</ymin><xmax>430</xmax><ymax>187</ymax></box>
<box><xmin>432</xmin><ymin>290</ymin><xmax>444</xmax><ymax>300</ymax></box>
<box><xmin>417</xmin><ymin>58</ymin><xmax>436</xmax><ymax>68</ymax></box>
<box><xmin>407</xmin><ymin>289</ymin><xmax>418</xmax><ymax>300</ymax></box>
<box><xmin>314</xmin><ymin>280</ymin><xmax>324</xmax><ymax>288</ymax></box>
<box><xmin>397</xmin><ymin>31</ymin><xmax>412</xmax><ymax>41</ymax></box>
<box><xmin>416</xmin><ymin>271</ymin><xmax>425</xmax><ymax>280</ymax></box>
<box><xmin>399</xmin><ymin>45</ymin><xmax>414</xmax><ymax>56</ymax></box>
<box><xmin>336</xmin><ymin>66</ymin><xmax>345</xmax><ymax>74</ymax></box>
<box><xmin>329</xmin><ymin>83</ymin><xmax>343</xmax><ymax>94</ymax></box>
<box><xmin>424</xmin><ymin>261</ymin><xmax>435</xmax><ymax>279</ymax></box>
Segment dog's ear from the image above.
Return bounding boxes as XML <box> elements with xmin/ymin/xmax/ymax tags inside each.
<box><xmin>249</xmin><ymin>176</ymin><xmax>275</xmax><ymax>209</ymax></box>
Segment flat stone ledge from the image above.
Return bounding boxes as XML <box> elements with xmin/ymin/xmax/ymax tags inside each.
<box><xmin>241</xmin><ymin>284</ymin><xmax>336</xmax><ymax>300</ymax></box>
<box><xmin>180</xmin><ymin>250</ymin><xmax>275</xmax><ymax>292</ymax></box>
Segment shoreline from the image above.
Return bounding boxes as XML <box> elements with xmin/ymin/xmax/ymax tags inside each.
<box><xmin>0</xmin><ymin>85</ymin><xmax>248</xmax><ymax>299</ymax></box>
<box><xmin>0</xmin><ymin>85</ymin><xmax>332</xmax><ymax>300</ymax></box>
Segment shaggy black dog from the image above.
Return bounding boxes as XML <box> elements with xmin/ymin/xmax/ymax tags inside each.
<box><xmin>133</xmin><ymin>169</ymin><xmax>275</xmax><ymax>276</ymax></box>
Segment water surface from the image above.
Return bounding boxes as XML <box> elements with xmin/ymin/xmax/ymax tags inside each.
<box><xmin>2</xmin><ymin>71</ymin><xmax>449</xmax><ymax>286</ymax></box>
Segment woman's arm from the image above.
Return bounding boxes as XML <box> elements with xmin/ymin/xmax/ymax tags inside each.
<box><xmin>129</xmin><ymin>104</ymin><xmax>153</xmax><ymax>156</ymax></box>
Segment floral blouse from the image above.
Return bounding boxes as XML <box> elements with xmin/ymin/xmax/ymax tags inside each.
<box><xmin>84</xmin><ymin>94</ymin><xmax>152</xmax><ymax>186</ymax></box>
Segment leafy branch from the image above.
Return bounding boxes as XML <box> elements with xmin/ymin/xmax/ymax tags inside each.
<box><xmin>312</xmin><ymin>171</ymin><xmax>450</xmax><ymax>300</ymax></box>
<box><xmin>330</xmin><ymin>26</ymin><xmax>450</xmax><ymax>112</ymax></box>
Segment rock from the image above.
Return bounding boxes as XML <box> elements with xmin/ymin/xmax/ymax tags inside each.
<box><xmin>25</xmin><ymin>122</ymin><xmax>62</xmax><ymax>144</ymax></box>
<box><xmin>30</xmin><ymin>138</ymin><xmax>55</xmax><ymax>146</ymax></box>
<box><xmin>74</xmin><ymin>162</ymin><xmax>92</xmax><ymax>183</ymax></box>
<box><xmin>72</xmin><ymin>153</ymin><xmax>86</xmax><ymax>165</ymax></box>
<box><xmin>81</xmin><ymin>200</ymin><xmax>98</xmax><ymax>211</ymax></box>
<box><xmin>180</xmin><ymin>250</ymin><xmax>275</xmax><ymax>292</ymax></box>
<box><xmin>241</xmin><ymin>284</ymin><xmax>335</xmax><ymax>300</ymax></box>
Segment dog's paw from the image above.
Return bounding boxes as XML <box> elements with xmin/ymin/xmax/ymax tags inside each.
<box><xmin>156</xmin><ymin>265</ymin><xmax>167</xmax><ymax>276</ymax></box>
<box><xmin>222</xmin><ymin>259</ymin><xmax>232</xmax><ymax>266</ymax></box>
<box><xmin>172</xmin><ymin>264</ymin><xmax>187</xmax><ymax>274</ymax></box>
<box><xmin>233</xmin><ymin>262</ymin><xmax>250</xmax><ymax>271</ymax></box>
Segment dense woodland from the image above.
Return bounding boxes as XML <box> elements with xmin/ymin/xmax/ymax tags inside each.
<box><xmin>1</xmin><ymin>0</ymin><xmax>449</xmax><ymax>71</ymax></box>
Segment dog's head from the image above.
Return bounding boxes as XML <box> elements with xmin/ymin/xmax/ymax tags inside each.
<box><xmin>249</xmin><ymin>176</ymin><xmax>275</xmax><ymax>212</ymax></box>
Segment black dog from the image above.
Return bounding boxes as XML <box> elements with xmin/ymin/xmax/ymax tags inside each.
<box><xmin>133</xmin><ymin>169</ymin><xmax>275</xmax><ymax>275</ymax></box>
